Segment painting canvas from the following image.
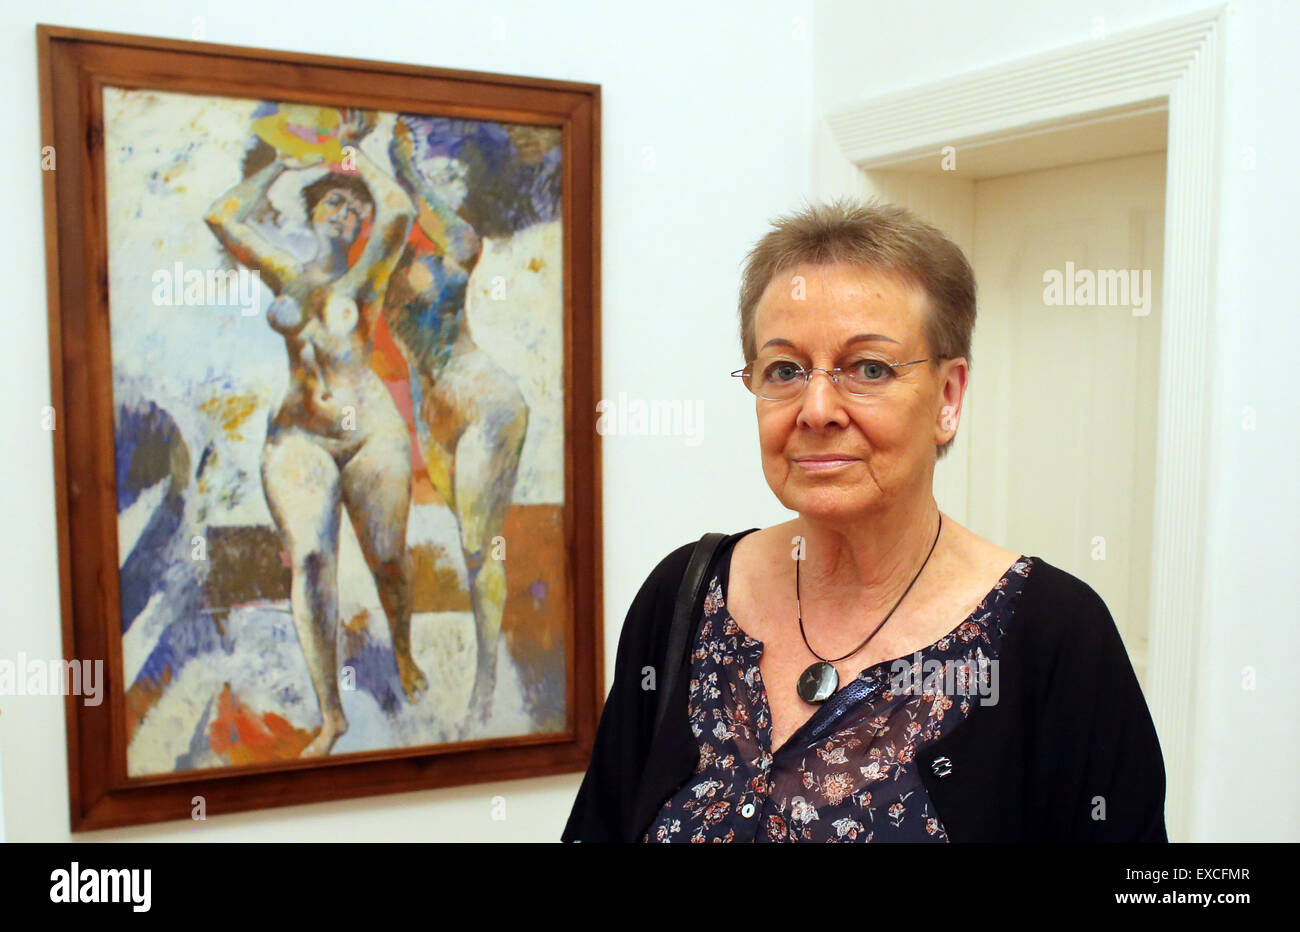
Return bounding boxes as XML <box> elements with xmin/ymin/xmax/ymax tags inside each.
<box><xmin>40</xmin><ymin>26</ymin><xmax>601</xmax><ymax>827</ymax></box>
<box><xmin>109</xmin><ymin>92</ymin><xmax>569</xmax><ymax>772</ymax></box>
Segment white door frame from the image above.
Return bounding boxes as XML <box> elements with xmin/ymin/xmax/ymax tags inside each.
<box><xmin>817</xmin><ymin>6</ymin><xmax>1227</xmax><ymax>842</ymax></box>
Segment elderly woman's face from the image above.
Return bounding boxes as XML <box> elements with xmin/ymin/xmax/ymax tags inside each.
<box><xmin>750</xmin><ymin>262</ymin><xmax>952</xmax><ymax>521</ymax></box>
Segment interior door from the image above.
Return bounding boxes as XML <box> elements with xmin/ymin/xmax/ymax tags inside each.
<box><xmin>967</xmin><ymin>152</ymin><xmax>1166</xmax><ymax>683</ymax></box>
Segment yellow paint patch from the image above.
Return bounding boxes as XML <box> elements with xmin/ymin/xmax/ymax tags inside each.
<box><xmin>416</xmin><ymin>202</ymin><xmax>450</xmax><ymax>248</ymax></box>
<box><xmin>200</xmin><ymin>393</ymin><xmax>260</xmax><ymax>442</ymax></box>
<box><xmin>250</xmin><ymin>105</ymin><xmax>345</xmax><ymax>165</ymax></box>
<box><xmin>342</xmin><ymin>609</ymin><xmax>370</xmax><ymax>636</ymax></box>
<box><xmin>527</xmin><ymin>256</ymin><xmax>546</xmax><ymax>273</ymax></box>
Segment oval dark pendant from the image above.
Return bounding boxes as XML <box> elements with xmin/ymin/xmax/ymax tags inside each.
<box><xmin>797</xmin><ymin>661</ymin><xmax>838</xmax><ymax>703</ymax></box>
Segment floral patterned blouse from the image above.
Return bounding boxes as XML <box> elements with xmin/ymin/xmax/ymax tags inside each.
<box><xmin>642</xmin><ymin>536</ymin><xmax>1035</xmax><ymax>843</ymax></box>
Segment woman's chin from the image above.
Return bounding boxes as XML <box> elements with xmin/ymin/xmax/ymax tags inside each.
<box><xmin>780</xmin><ymin>490</ymin><xmax>879</xmax><ymax>522</ymax></box>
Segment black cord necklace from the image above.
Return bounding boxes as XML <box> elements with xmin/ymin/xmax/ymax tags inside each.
<box><xmin>795</xmin><ymin>512</ymin><xmax>943</xmax><ymax>703</ymax></box>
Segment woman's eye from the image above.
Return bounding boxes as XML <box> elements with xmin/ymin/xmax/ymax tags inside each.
<box><xmin>849</xmin><ymin>358</ymin><xmax>894</xmax><ymax>380</ymax></box>
<box><xmin>763</xmin><ymin>362</ymin><xmax>802</xmax><ymax>383</ymax></box>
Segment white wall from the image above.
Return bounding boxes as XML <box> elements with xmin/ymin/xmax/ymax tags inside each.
<box><xmin>0</xmin><ymin>0</ymin><xmax>814</xmax><ymax>840</ymax></box>
<box><xmin>813</xmin><ymin>0</ymin><xmax>1300</xmax><ymax>842</ymax></box>
<box><xmin>9</xmin><ymin>0</ymin><xmax>1292</xmax><ymax>846</ymax></box>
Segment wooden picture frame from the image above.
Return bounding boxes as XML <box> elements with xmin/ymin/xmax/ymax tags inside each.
<box><xmin>37</xmin><ymin>24</ymin><xmax>602</xmax><ymax>831</ymax></box>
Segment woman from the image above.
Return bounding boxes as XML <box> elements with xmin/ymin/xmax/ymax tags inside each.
<box><xmin>205</xmin><ymin>111</ymin><xmax>424</xmax><ymax>757</ymax></box>
<box><xmin>563</xmin><ymin>199</ymin><xmax>1167</xmax><ymax>842</ymax></box>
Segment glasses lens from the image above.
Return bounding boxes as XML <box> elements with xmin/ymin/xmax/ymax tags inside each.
<box><xmin>839</xmin><ymin>354</ymin><xmax>898</xmax><ymax>395</ymax></box>
<box><xmin>750</xmin><ymin>357</ymin><xmax>803</xmax><ymax>399</ymax></box>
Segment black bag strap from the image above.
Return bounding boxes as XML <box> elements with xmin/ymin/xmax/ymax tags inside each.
<box><xmin>652</xmin><ymin>532</ymin><xmax>728</xmax><ymax>738</ymax></box>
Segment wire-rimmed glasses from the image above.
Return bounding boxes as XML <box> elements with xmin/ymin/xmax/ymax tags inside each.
<box><xmin>730</xmin><ymin>353</ymin><xmax>933</xmax><ymax>401</ymax></box>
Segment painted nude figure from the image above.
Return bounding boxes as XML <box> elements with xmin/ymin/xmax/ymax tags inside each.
<box><xmin>205</xmin><ymin>111</ymin><xmax>425</xmax><ymax>756</ymax></box>
<box><xmin>384</xmin><ymin>115</ymin><xmax>530</xmax><ymax>727</ymax></box>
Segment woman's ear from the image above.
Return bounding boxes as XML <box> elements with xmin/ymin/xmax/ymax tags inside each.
<box><xmin>935</xmin><ymin>357</ymin><xmax>968</xmax><ymax>442</ymax></box>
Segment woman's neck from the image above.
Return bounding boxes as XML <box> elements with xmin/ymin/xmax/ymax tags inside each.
<box><xmin>790</xmin><ymin>497</ymin><xmax>944</xmax><ymax>615</ymax></box>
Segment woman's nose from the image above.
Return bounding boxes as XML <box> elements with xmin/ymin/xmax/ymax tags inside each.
<box><xmin>797</xmin><ymin>369</ymin><xmax>849</xmax><ymax>425</ymax></box>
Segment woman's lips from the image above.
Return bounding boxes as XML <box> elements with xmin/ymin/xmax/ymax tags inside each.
<box><xmin>794</xmin><ymin>456</ymin><xmax>858</xmax><ymax>471</ymax></box>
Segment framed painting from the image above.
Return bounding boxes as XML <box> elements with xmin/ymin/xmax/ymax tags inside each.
<box><xmin>37</xmin><ymin>25</ymin><xmax>602</xmax><ymax>830</ymax></box>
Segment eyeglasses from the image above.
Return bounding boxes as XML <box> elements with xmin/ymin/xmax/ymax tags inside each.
<box><xmin>730</xmin><ymin>353</ymin><xmax>933</xmax><ymax>401</ymax></box>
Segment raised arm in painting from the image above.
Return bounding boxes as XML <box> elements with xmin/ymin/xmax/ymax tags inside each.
<box><xmin>204</xmin><ymin>157</ymin><xmax>304</xmax><ymax>295</ymax></box>
<box><xmin>388</xmin><ymin>116</ymin><xmax>481</xmax><ymax>268</ymax></box>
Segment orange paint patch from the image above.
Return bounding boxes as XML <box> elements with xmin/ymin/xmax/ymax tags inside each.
<box><xmin>527</xmin><ymin>256</ymin><xmax>545</xmax><ymax>273</ymax></box>
<box><xmin>208</xmin><ymin>682</ymin><xmax>315</xmax><ymax>764</ymax></box>
<box><xmin>498</xmin><ymin>505</ymin><xmax>567</xmax><ymax>657</ymax></box>
<box><xmin>369</xmin><ymin>313</ymin><xmax>440</xmax><ymax>503</ymax></box>
<box><xmin>411</xmin><ymin>542</ymin><xmax>472</xmax><ymax>613</ymax></box>
<box><xmin>369</xmin><ymin>309</ymin><xmax>408</xmax><ymax>381</ymax></box>
<box><xmin>125</xmin><ymin>666</ymin><xmax>171</xmax><ymax>744</ymax></box>
<box><xmin>347</xmin><ymin>221</ymin><xmax>371</xmax><ymax>270</ymax></box>
<box><xmin>411</xmin><ymin>471</ymin><xmax>441</xmax><ymax>506</ymax></box>
<box><xmin>199</xmin><ymin>393</ymin><xmax>260</xmax><ymax>442</ymax></box>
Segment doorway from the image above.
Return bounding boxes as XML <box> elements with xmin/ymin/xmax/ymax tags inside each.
<box><xmin>852</xmin><ymin>121</ymin><xmax>1170</xmax><ymax>681</ymax></box>
<box><xmin>969</xmin><ymin>151</ymin><xmax>1166</xmax><ymax>683</ymax></box>
<box><xmin>853</xmin><ymin>109</ymin><xmax>1168</xmax><ymax>686</ymax></box>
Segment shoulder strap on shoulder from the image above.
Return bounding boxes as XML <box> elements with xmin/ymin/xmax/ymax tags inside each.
<box><xmin>652</xmin><ymin>531</ymin><xmax>727</xmax><ymax>738</ymax></box>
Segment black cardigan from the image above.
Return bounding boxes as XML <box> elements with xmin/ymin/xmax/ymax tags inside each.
<box><xmin>561</xmin><ymin>529</ymin><xmax>1169</xmax><ymax>843</ymax></box>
